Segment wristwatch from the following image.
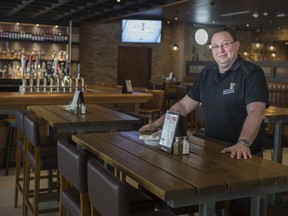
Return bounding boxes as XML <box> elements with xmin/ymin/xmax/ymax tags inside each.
<box><xmin>238</xmin><ymin>139</ymin><xmax>251</xmax><ymax>147</ymax></box>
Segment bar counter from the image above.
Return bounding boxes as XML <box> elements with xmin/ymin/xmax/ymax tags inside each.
<box><xmin>0</xmin><ymin>84</ymin><xmax>153</xmax><ymax>111</ymax></box>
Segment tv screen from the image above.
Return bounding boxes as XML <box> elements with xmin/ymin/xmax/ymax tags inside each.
<box><xmin>122</xmin><ymin>19</ymin><xmax>162</xmax><ymax>43</ymax></box>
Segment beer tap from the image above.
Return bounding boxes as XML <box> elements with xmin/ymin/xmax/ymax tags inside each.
<box><xmin>53</xmin><ymin>58</ymin><xmax>58</xmax><ymax>77</ymax></box>
<box><xmin>55</xmin><ymin>75</ymin><xmax>60</xmax><ymax>92</ymax></box>
<box><xmin>35</xmin><ymin>55</ymin><xmax>40</xmax><ymax>92</ymax></box>
<box><xmin>76</xmin><ymin>64</ymin><xmax>85</xmax><ymax>92</ymax></box>
<box><xmin>49</xmin><ymin>76</ymin><xmax>54</xmax><ymax>92</ymax></box>
<box><xmin>29</xmin><ymin>77</ymin><xmax>34</xmax><ymax>92</ymax></box>
<box><xmin>20</xmin><ymin>55</ymin><xmax>26</xmax><ymax>93</ymax></box>
<box><xmin>27</xmin><ymin>53</ymin><xmax>32</xmax><ymax>77</ymax></box>
<box><xmin>42</xmin><ymin>76</ymin><xmax>47</xmax><ymax>92</ymax></box>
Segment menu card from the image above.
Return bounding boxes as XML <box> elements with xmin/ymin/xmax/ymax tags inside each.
<box><xmin>158</xmin><ymin>110</ymin><xmax>180</xmax><ymax>153</ymax></box>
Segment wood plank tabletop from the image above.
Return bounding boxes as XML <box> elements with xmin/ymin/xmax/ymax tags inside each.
<box><xmin>72</xmin><ymin>131</ymin><xmax>288</xmax><ymax>215</ymax></box>
<box><xmin>72</xmin><ymin>131</ymin><xmax>288</xmax><ymax>202</ymax></box>
<box><xmin>72</xmin><ymin>133</ymin><xmax>226</xmax><ymax>201</ymax></box>
<box><xmin>27</xmin><ymin>104</ymin><xmax>141</xmax><ymax>133</ymax></box>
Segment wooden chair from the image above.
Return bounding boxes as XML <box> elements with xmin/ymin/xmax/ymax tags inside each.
<box><xmin>57</xmin><ymin>139</ymin><xmax>90</xmax><ymax>216</ymax></box>
<box><xmin>87</xmin><ymin>158</ymin><xmax>175</xmax><ymax>216</ymax></box>
<box><xmin>139</xmin><ymin>90</ymin><xmax>165</xmax><ymax>122</ymax></box>
<box><xmin>23</xmin><ymin>113</ymin><xmax>59</xmax><ymax>216</ymax></box>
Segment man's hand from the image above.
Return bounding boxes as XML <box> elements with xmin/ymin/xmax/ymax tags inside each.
<box><xmin>138</xmin><ymin>123</ymin><xmax>159</xmax><ymax>134</ymax></box>
<box><xmin>221</xmin><ymin>143</ymin><xmax>252</xmax><ymax>159</ymax></box>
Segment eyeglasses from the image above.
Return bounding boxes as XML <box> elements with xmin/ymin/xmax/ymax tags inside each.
<box><xmin>211</xmin><ymin>41</ymin><xmax>236</xmax><ymax>51</ymax></box>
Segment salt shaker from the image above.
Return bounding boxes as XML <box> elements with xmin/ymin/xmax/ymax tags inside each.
<box><xmin>182</xmin><ymin>136</ymin><xmax>190</xmax><ymax>155</ymax></box>
<box><xmin>173</xmin><ymin>137</ymin><xmax>183</xmax><ymax>155</ymax></box>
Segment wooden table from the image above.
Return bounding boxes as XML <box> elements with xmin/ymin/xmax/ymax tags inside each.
<box><xmin>72</xmin><ymin>131</ymin><xmax>288</xmax><ymax>216</ymax></box>
<box><xmin>265</xmin><ymin>106</ymin><xmax>288</xmax><ymax>163</ymax></box>
<box><xmin>27</xmin><ymin>104</ymin><xmax>141</xmax><ymax>134</ymax></box>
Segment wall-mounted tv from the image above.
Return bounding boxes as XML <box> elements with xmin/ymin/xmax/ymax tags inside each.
<box><xmin>122</xmin><ymin>19</ymin><xmax>162</xmax><ymax>43</ymax></box>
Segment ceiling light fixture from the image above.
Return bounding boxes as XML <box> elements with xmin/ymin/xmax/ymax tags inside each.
<box><xmin>267</xmin><ymin>44</ymin><xmax>276</xmax><ymax>52</ymax></box>
<box><xmin>276</xmin><ymin>13</ymin><xmax>288</xmax><ymax>17</ymax></box>
<box><xmin>252</xmin><ymin>12</ymin><xmax>259</xmax><ymax>18</ymax></box>
<box><xmin>220</xmin><ymin>11</ymin><xmax>251</xmax><ymax>17</ymax></box>
<box><xmin>252</xmin><ymin>41</ymin><xmax>264</xmax><ymax>49</ymax></box>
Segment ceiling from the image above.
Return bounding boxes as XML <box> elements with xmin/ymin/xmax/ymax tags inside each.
<box><xmin>0</xmin><ymin>0</ymin><xmax>288</xmax><ymax>32</ymax></box>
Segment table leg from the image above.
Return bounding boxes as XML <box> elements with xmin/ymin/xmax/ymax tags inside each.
<box><xmin>251</xmin><ymin>194</ymin><xmax>267</xmax><ymax>216</ymax></box>
<box><xmin>198</xmin><ymin>201</ymin><xmax>216</xmax><ymax>216</ymax></box>
<box><xmin>134</xmin><ymin>103</ymin><xmax>140</xmax><ymax>113</ymax></box>
<box><xmin>273</xmin><ymin>120</ymin><xmax>283</xmax><ymax>163</ymax></box>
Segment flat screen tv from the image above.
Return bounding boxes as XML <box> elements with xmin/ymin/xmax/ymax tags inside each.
<box><xmin>122</xmin><ymin>19</ymin><xmax>162</xmax><ymax>43</ymax></box>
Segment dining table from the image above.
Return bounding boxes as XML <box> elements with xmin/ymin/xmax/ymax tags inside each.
<box><xmin>265</xmin><ymin>106</ymin><xmax>288</xmax><ymax>163</ymax></box>
<box><xmin>27</xmin><ymin>104</ymin><xmax>141</xmax><ymax>135</ymax></box>
<box><xmin>72</xmin><ymin>131</ymin><xmax>288</xmax><ymax>216</ymax></box>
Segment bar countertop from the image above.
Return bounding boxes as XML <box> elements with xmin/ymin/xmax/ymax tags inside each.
<box><xmin>0</xmin><ymin>83</ymin><xmax>152</xmax><ymax>110</ymax></box>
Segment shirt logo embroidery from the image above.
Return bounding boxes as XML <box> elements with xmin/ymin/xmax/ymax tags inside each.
<box><xmin>223</xmin><ymin>83</ymin><xmax>236</xmax><ymax>95</ymax></box>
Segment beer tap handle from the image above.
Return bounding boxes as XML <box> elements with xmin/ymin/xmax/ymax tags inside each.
<box><xmin>21</xmin><ymin>55</ymin><xmax>26</xmax><ymax>78</ymax></box>
<box><xmin>77</xmin><ymin>64</ymin><xmax>81</xmax><ymax>79</ymax></box>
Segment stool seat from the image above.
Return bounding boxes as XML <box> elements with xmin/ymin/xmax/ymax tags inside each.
<box><xmin>2</xmin><ymin>117</ymin><xmax>16</xmax><ymax>176</ymax></box>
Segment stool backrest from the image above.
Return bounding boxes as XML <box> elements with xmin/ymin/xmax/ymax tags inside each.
<box><xmin>140</xmin><ymin>90</ymin><xmax>165</xmax><ymax>110</ymax></box>
<box><xmin>87</xmin><ymin>159</ymin><xmax>130</xmax><ymax>216</ymax></box>
<box><xmin>15</xmin><ymin>110</ymin><xmax>28</xmax><ymax>135</ymax></box>
<box><xmin>57</xmin><ymin>139</ymin><xmax>87</xmax><ymax>192</ymax></box>
<box><xmin>23</xmin><ymin>114</ymin><xmax>40</xmax><ymax>147</ymax></box>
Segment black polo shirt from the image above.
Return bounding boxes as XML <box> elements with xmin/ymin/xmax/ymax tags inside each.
<box><xmin>187</xmin><ymin>56</ymin><xmax>270</xmax><ymax>150</ymax></box>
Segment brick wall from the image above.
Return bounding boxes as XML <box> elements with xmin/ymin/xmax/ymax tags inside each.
<box><xmin>80</xmin><ymin>21</ymin><xmax>172</xmax><ymax>85</ymax></box>
<box><xmin>79</xmin><ymin>21</ymin><xmax>288</xmax><ymax>84</ymax></box>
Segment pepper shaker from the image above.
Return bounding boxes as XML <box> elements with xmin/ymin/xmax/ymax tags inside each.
<box><xmin>173</xmin><ymin>137</ymin><xmax>183</xmax><ymax>155</ymax></box>
<box><xmin>182</xmin><ymin>136</ymin><xmax>190</xmax><ymax>155</ymax></box>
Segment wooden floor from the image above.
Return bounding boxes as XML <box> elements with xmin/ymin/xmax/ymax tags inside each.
<box><xmin>0</xmin><ymin>149</ymin><xmax>288</xmax><ymax>216</ymax></box>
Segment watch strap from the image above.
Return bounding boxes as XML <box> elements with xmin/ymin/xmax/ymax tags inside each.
<box><xmin>238</xmin><ymin>139</ymin><xmax>251</xmax><ymax>147</ymax></box>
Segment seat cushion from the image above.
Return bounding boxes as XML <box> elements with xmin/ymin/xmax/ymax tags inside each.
<box><xmin>62</xmin><ymin>187</ymin><xmax>81</xmax><ymax>216</ymax></box>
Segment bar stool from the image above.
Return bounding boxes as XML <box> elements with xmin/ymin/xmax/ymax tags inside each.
<box><xmin>2</xmin><ymin>117</ymin><xmax>16</xmax><ymax>176</ymax></box>
<box><xmin>23</xmin><ymin>113</ymin><xmax>59</xmax><ymax>216</ymax></box>
<box><xmin>87</xmin><ymin>158</ymin><xmax>175</xmax><ymax>216</ymax></box>
<box><xmin>14</xmin><ymin>110</ymin><xmax>28</xmax><ymax>208</ymax></box>
<box><xmin>57</xmin><ymin>139</ymin><xmax>90</xmax><ymax>216</ymax></box>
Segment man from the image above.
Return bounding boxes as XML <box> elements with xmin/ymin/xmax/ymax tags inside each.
<box><xmin>139</xmin><ymin>26</ymin><xmax>269</xmax><ymax>159</ymax></box>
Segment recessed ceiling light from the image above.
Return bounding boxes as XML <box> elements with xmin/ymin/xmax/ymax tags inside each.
<box><xmin>252</xmin><ymin>12</ymin><xmax>259</xmax><ymax>18</ymax></box>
